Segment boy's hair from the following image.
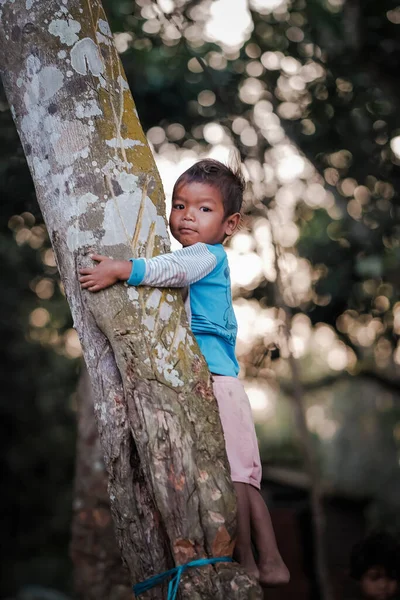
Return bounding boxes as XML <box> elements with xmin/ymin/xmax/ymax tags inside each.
<box><xmin>173</xmin><ymin>158</ymin><xmax>245</xmax><ymax>217</ymax></box>
<box><xmin>350</xmin><ymin>532</ymin><xmax>400</xmax><ymax>580</ymax></box>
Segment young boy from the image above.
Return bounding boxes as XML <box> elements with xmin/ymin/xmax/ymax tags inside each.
<box><xmin>79</xmin><ymin>159</ymin><xmax>289</xmax><ymax>586</ymax></box>
<box><xmin>348</xmin><ymin>532</ymin><xmax>400</xmax><ymax>600</ymax></box>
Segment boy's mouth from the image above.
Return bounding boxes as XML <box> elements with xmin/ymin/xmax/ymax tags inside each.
<box><xmin>179</xmin><ymin>227</ymin><xmax>197</xmax><ymax>234</ymax></box>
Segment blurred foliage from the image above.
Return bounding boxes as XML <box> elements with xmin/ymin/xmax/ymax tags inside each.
<box><xmin>1</xmin><ymin>0</ymin><xmax>400</xmax><ymax>595</ymax></box>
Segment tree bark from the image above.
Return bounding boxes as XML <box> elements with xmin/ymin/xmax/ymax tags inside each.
<box><xmin>70</xmin><ymin>365</ymin><xmax>132</xmax><ymax>600</ymax></box>
<box><xmin>0</xmin><ymin>1</ymin><xmax>261</xmax><ymax>598</ymax></box>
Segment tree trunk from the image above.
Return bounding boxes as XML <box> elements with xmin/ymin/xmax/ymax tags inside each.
<box><xmin>70</xmin><ymin>365</ymin><xmax>132</xmax><ymax>600</ymax></box>
<box><xmin>0</xmin><ymin>1</ymin><xmax>261</xmax><ymax>598</ymax></box>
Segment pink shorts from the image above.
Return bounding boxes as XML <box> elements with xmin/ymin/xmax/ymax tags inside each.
<box><xmin>212</xmin><ymin>376</ymin><xmax>262</xmax><ymax>489</ymax></box>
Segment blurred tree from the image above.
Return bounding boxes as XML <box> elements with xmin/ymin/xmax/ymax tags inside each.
<box><xmin>0</xmin><ymin>1</ymin><xmax>261</xmax><ymax>599</ymax></box>
<box><xmin>70</xmin><ymin>366</ymin><xmax>131</xmax><ymax>600</ymax></box>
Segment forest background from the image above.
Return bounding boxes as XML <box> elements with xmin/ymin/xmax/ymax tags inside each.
<box><xmin>1</xmin><ymin>0</ymin><xmax>400</xmax><ymax>597</ymax></box>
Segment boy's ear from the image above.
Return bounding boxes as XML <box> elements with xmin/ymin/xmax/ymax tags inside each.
<box><xmin>224</xmin><ymin>212</ymin><xmax>241</xmax><ymax>236</ymax></box>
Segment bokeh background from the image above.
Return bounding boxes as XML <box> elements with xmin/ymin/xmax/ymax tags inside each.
<box><xmin>1</xmin><ymin>0</ymin><xmax>400</xmax><ymax>598</ymax></box>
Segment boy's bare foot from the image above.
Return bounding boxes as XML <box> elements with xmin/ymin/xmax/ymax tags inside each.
<box><xmin>234</xmin><ymin>550</ymin><xmax>260</xmax><ymax>582</ymax></box>
<box><xmin>258</xmin><ymin>557</ymin><xmax>290</xmax><ymax>587</ymax></box>
<box><xmin>238</xmin><ymin>560</ymin><xmax>260</xmax><ymax>582</ymax></box>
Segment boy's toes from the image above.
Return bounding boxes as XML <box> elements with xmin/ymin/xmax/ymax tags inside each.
<box><xmin>258</xmin><ymin>559</ymin><xmax>290</xmax><ymax>587</ymax></box>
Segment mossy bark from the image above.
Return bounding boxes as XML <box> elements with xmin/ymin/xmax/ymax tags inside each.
<box><xmin>0</xmin><ymin>1</ymin><xmax>262</xmax><ymax>598</ymax></box>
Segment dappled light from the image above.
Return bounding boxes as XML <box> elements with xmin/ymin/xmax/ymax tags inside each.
<box><xmin>205</xmin><ymin>0</ymin><xmax>253</xmax><ymax>49</ymax></box>
<box><xmin>6</xmin><ymin>0</ymin><xmax>399</xmax><ymax>482</ymax></box>
<box><xmin>246</xmin><ymin>381</ymin><xmax>277</xmax><ymax>419</ymax></box>
<box><xmin>2</xmin><ymin>0</ymin><xmax>400</xmax><ymax>593</ymax></box>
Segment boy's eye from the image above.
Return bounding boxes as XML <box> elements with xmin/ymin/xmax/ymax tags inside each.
<box><xmin>173</xmin><ymin>203</ymin><xmax>184</xmax><ymax>210</ymax></box>
<box><xmin>200</xmin><ymin>207</ymin><xmax>211</xmax><ymax>212</ymax></box>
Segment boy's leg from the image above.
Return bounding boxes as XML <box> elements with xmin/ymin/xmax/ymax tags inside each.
<box><xmin>248</xmin><ymin>485</ymin><xmax>290</xmax><ymax>586</ymax></box>
<box><xmin>233</xmin><ymin>482</ymin><xmax>259</xmax><ymax>579</ymax></box>
<box><xmin>212</xmin><ymin>376</ymin><xmax>287</xmax><ymax>583</ymax></box>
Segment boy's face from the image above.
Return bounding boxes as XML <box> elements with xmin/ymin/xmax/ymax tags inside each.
<box><xmin>360</xmin><ymin>567</ymin><xmax>398</xmax><ymax>600</ymax></box>
<box><xmin>169</xmin><ymin>181</ymin><xmax>240</xmax><ymax>247</ymax></box>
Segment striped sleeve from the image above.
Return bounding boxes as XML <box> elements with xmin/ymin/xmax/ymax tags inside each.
<box><xmin>127</xmin><ymin>243</ymin><xmax>217</xmax><ymax>287</ymax></box>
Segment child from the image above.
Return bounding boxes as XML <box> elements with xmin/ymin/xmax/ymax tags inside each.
<box><xmin>349</xmin><ymin>532</ymin><xmax>400</xmax><ymax>600</ymax></box>
<box><xmin>79</xmin><ymin>159</ymin><xmax>289</xmax><ymax>587</ymax></box>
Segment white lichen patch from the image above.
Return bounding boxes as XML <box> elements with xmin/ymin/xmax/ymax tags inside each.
<box><xmin>48</xmin><ymin>18</ymin><xmax>81</xmax><ymax>46</ymax></box>
<box><xmin>153</xmin><ymin>343</ymin><xmax>184</xmax><ymax>387</ymax></box>
<box><xmin>57</xmin><ymin>50</ymin><xmax>67</xmax><ymax>59</ymax></box>
<box><xmin>97</xmin><ymin>75</ymin><xmax>107</xmax><ymax>89</ymax></box>
<box><xmin>171</xmin><ymin>324</ymin><xmax>187</xmax><ymax>349</ymax></box>
<box><xmin>159</xmin><ymin>301</ymin><xmax>173</xmax><ymax>321</ymax></box>
<box><xmin>138</xmin><ymin>196</ymin><xmax>168</xmax><ymax>245</ymax></box>
<box><xmin>52</xmin><ymin>166</ymin><xmax>74</xmax><ymax>199</ymax></box>
<box><xmin>78</xmin><ymin>147</ymin><xmax>89</xmax><ymax>159</ymax></box>
<box><xmin>99</xmin><ymin>179</ymin><xmax>167</xmax><ymax>250</ymax></box>
<box><xmin>146</xmin><ymin>289</ymin><xmax>162</xmax><ymax>309</ymax></box>
<box><xmin>75</xmin><ymin>98</ymin><xmax>103</xmax><ymax>119</ymax></box>
<box><xmin>117</xmin><ymin>75</ymin><xmax>130</xmax><ymax>90</ymax></box>
<box><xmin>116</xmin><ymin>171</ymin><xmax>138</xmax><ymax>192</ymax></box>
<box><xmin>166</xmin><ymin>294</ymin><xmax>174</xmax><ymax>302</ymax></box>
<box><xmin>127</xmin><ymin>287</ymin><xmax>139</xmax><ymax>301</ymax></box>
<box><xmin>211</xmin><ymin>489</ymin><xmax>222</xmax><ymax>501</ymax></box>
<box><xmin>39</xmin><ymin>66</ymin><xmax>64</xmax><ymax>100</ymax></box>
<box><xmin>26</xmin><ymin>0</ymin><xmax>37</xmax><ymax>7</ymax></box>
<box><xmin>208</xmin><ymin>511</ymin><xmax>225</xmax><ymax>524</ymax></box>
<box><xmin>101</xmin><ymin>158</ymin><xmax>133</xmax><ymax>178</ymax></box>
<box><xmin>77</xmin><ymin>192</ymin><xmax>98</xmax><ymax>213</ymax></box>
<box><xmin>164</xmin><ymin>368</ymin><xmax>184</xmax><ymax>387</ymax></box>
<box><xmin>97</xmin><ymin>398</ymin><xmax>108</xmax><ymax>425</ymax></box>
<box><xmin>25</xmin><ymin>54</ymin><xmax>41</xmax><ymax>77</ymax></box>
<box><xmin>18</xmin><ymin>59</ymin><xmax>91</xmax><ymax>191</ymax></box>
<box><xmin>143</xmin><ymin>314</ymin><xmax>155</xmax><ymax>330</ymax></box>
<box><xmin>96</xmin><ymin>32</ymin><xmax>112</xmax><ymax>46</ymax></box>
<box><xmin>105</xmin><ymin>138</ymin><xmax>144</xmax><ymax>149</ymax></box>
<box><xmin>101</xmin><ymin>189</ymin><xmax>142</xmax><ymax>247</ymax></box>
<box><xmin>98</xmin><ymin>19</ymin><xmax>112</xmax><ymax>38</ymax></box>
<box><xmin>23</xmin><ymin>61</ymin><xmax>64</xmax><ymax>111</ymax></box>
<box><xmin>66</xmin><ymin>223</ymin><xmax>96</xmax><ymax>252</ymax></box>
<box><xmin>70</xmin><ymin>38</ymin><xmax>104</xmax><ymax>76</ymax></box>
<box><xmin>32</xmin><ymin>156</ymin><xmax>50</xmax><ymax>182</ymax></box>
<box><xmin>62</xmin><ymin>193</ymin><xmax>100</xmax><ymax>251</ymax></box>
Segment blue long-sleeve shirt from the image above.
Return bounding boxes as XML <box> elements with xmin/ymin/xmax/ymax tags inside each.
<box><xmin>128</xmin><ymin>242</ymin><xmax>239</xmax><ymax>376</ymax></box>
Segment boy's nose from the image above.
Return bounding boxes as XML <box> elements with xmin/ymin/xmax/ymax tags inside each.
<box><xmin>182</xmin><ymin>211</ymin><xmax>195</xmax><ymax>221</ymax></box>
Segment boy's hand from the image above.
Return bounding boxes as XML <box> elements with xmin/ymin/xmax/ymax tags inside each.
<box><xmin>79</xmin><ymin>254</ymin><xmax>132</xmax><ymax>292</ymax></box>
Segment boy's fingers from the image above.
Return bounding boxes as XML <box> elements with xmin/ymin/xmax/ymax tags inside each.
<box><xmin>79</xmin><ymin>268</ymin><xmax>94</xmax><ymax>275</ymax></box>
<box><xmin>79</xmin><ymin>273</ymin><xmax>93</xmax><ymax>280</ymax></box>
<box><xmin>89</xmin><ymin>253</ymin><xmax>108</xmax><ymax>262</ymax></box>
<box><xmin>81</xmin><ymin>280</ymin><xmax>95</xmax><ymax>289</ymax></box>
<box><xmin>88</xmin><ymin>284</ymin><xmax>101</xmax><ymax>292</ymax></box>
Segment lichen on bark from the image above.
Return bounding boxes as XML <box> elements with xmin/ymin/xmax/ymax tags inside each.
<box><xmin>0</xmin><ymin>1</ymin><xmax>262</xmax><ymax>597</ymax></box>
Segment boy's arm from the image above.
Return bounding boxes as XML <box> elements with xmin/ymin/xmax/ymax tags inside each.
<box><xmin>79</xmin><ymin>243</ymin><xmax>218</xmax><ymax>292</ymax></box>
